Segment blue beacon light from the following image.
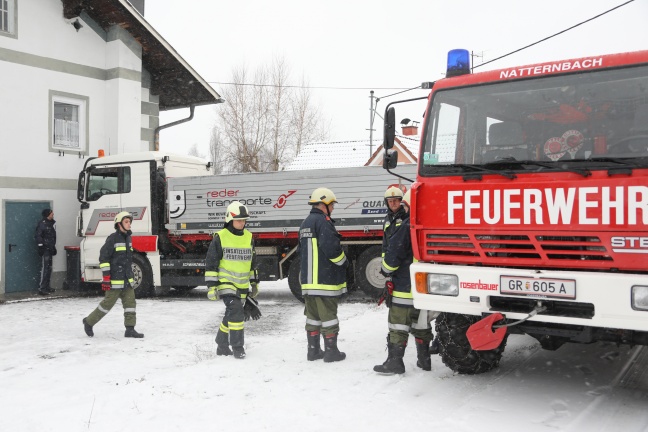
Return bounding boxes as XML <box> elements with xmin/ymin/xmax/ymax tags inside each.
<box><xmin>446</xmin><ymin>49</ymin><xmax>471</xmax><ymax>77</ymax></box>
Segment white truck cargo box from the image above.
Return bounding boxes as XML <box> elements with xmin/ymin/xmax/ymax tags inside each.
<box><xmin>167</xmin><ymin>165</ymin><xmax>417</xmax><ymax>234</ymax></box>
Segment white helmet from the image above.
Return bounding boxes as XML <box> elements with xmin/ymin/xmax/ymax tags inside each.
<box><xmin>308</xmin><ymin>187</ymin><xmax>338</xmax><ymax>206</ymax></box>
<box><xmin>402</xmin><ymin>190</ymin><xmax>412</xmax><ymax>207</ymax></box>
<box><xmin>384</xmin><ymin>186</ymin><xmax>404</xmax><ymax>200</ymax></box>
<box><xmin>113</xmin><ymin>211</ymin><xmax>133</xmax><ymax>229</ymax></box>
<box><xmin>225</xmin><ymin>201</ymin><xmax>250</xmax><ymax>223</ymax></box>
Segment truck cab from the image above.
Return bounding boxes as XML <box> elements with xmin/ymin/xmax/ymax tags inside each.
<box><xmin>76</xmin><ymin>151</ymin><xmax>212</xmax><ymax>296</ymax></box>
<box><xmin>384</xmin><ymin>49</ymin><xmax>648</xmax><ymax>374</ymax></box>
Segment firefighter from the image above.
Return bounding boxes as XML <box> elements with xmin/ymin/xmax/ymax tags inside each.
<box><xmin>382</xmin><ymin>186</ymin><xmax>406</xmax><ymax>259</ymax></box>
<box><xmin>205</xmin><ymin>201</ymin><xmax>258</xmax><ymax>360</ymax></box>
<box><xmin>299</xmin><ymin>187</ymin><xmax>348</xmax><ymax>362</ymax></box>
<box><xmin>82</xmin><ymin>211</ymin><xmax>144</xmax><ymax>338</ymax></box>
<box><xmin>374</xmin><ymin>190</ymin><xmax>435</xmax><ymax>374</ymax></box>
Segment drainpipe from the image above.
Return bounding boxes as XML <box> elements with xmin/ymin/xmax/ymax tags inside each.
<box><xmin>154</xmin><ymin>104</ymin><xmax>195</xmax><ymax>151</ymax></box>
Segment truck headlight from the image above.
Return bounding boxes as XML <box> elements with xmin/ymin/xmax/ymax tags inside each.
<box><xmin>631</xmin><ymin>286</ymin><xmax>648</xmax><ymax>311</ymax></box>
<box><xmin>415</xmin><ymin>273</ymin><xmax>459</xmax><ymax>296</ymax></box>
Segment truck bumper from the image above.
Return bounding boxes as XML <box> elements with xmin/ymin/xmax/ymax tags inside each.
<box><xmin>411</xmin><ymin>262</ymin><xmax>648</xmax><ymax>332</ymax></box>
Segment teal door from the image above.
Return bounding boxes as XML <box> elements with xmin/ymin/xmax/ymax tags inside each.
<box><xmin>5</xmin><ymin>201</ymin><xmax>50</xmax><ymax>293</ymax></box>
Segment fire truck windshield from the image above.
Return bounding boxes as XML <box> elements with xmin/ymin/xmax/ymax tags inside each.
<box><xmin>420</xmin><ymin>65</ymin><xmax>648</xmax><ymax>176</ymax></box>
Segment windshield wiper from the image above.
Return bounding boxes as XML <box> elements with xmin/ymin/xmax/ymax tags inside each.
<box><xmin>585</xmin><ymin>156</ymin><xmax>639</xmax><ymax>166</ymax></box>
<box><xmin>454</xmin><ymin>164</ymin><xmax>517</xmax><ymax>180</ymax></box>
<box><xmin>485</xmin><ymin>158</ymin><xmax>591</xmax><ymax>177</ymax></box>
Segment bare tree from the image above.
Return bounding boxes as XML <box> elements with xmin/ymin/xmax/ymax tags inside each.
<box><xmin>208</xmin><ymin>126</ymin><xmax>226</xmax><ymax>174</ymax></box>
<box><xmin>291</xmin><ymin>74</ymin><xmax>329</xmax><ymax>156</ymax></box>
<box><xmin>187</xmin><ymin>143</ymin><xmax>205</xmax><ymax>159</ymax></box>
<box><xmin>214</xmin><ymin>57</ymin><xmax>328</xmax><ymax>173</ymax></box>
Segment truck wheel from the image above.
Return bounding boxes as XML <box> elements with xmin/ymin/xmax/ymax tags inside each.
<box><xmin>132</xmin><ymin>254</ymin><xmax>154</xmax><ymax>299</ymax></box>
<box><xmin>435</xmin><ymin>312</ymin><xmax>508</xmax><ymax>375</ymax></box>
<box><xmin>355</xmin><ymin>245</ymin><xmax>386</xmax><ymax>299</ymax></box>
<box><xmin>287</xmin><ymin>258</ymin><xmax>304</xmax><ymax>303</ymax></box>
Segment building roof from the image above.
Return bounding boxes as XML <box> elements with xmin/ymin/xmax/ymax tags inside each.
<box><xmin>286</xmin><ymin>140</ymin><xmax>379</xmax><ymax>170</ymax></box>
<box><xmin>287</xmin><ymin>135</ymin><xmax>420</xmax><ymax>170</ymax></box>
<box><xmin>61</xmin><ymin>0</ymin><xmax>222</xmax><ymax>111</ymax></box>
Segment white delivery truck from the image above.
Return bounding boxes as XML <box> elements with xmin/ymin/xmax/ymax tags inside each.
<box><xmin>74</xmin><ymin>151</ymin><xmax>416</xmax><ymax>300</ymax></box>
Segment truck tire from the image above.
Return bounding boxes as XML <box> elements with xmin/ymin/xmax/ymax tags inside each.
<box><xmin>435</xmin><ymin>312</ymin><xmax>508</xmax><ymax>375</ymax></box>
<box><xmin>355</xmin><ymin>245</ymin><xmax>386</xmax><ymax>299</ymax></box>
<box><xmin>132</xmin><ymin>254</ymin><xmax>155</xmax><ymax>299</ymax></box>
<box><xmin>287</xmin><ymin>258</ymin><xmax>304</xmax><ymax>303</ymax></box>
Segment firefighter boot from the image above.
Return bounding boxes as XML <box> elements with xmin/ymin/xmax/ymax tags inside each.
<box><xmin>323</xmin><ymin>334</ymin><xmax>346</xmax><ymax>363</ymax></box>
<box><xmin>374</xmin><ymin>337</ymin><xmax>406</xmax><ymax>374</ymax></box>
<box><xmin>215</xmin><ymin>330</ymin><xmax>232</xmax><ymax>356</ymax></box>
<box><xmin>232</xmin><ymin>346</ymin><xmax>246</xmax><ymax>359</ymax></box>
<box><xmin>415</xmin><ymin>338</ymin><xmax>432</xmax><ymax>371</ymax></box>
<box><xmin>124</xmin><ymin>327</ymin><xmax>144</xmax><ymax>338</ymax></box>
<box><xmin>430</xmin><ymin>335</ymin><xmax>441</xmax><ymax>355</ymax></box>
<box><xmin>307</xmin><ymin>331</ymin><xmax>325</xmax><ymax>361</ymax></box>
<box><xmin>82</xmin><ymin>318</ymin><xmax>94</xmax><ymax>337</ymax></box>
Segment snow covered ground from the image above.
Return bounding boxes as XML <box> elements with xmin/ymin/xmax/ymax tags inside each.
<box><xmin>2</xmin><ymin>280</ymin><xmax>648</xmax><ymax>432</ymax></box>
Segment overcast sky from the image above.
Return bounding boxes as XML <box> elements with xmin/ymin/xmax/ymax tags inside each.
<box><xmin>144</xmin><ymin>0</ymin><xmax>648</xmax><ymax>158</ymax></box>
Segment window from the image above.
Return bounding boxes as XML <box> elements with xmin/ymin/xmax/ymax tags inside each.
<box><xmin>86</xmin><ymin>167</ymin><xmax>131</xmax><ymax>201</ymax></box>
<box><xmin>49</xmin><ymin>91</ymin><xmax>89</xmax><ymax>154</ymax></box>
<box><xmin>0</xmin><ymin>0</ymin><xmax>16</xmax><ymax>36</ymax></box>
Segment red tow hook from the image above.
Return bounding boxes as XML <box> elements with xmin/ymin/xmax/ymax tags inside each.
<box><xmin>466</xmin><ymin>313</ymin><xmax>507</xmax><ymax>351</ymax></box>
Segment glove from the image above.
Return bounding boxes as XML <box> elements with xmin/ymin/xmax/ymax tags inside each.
<box><xmin>250</xmin><ymin>282</ymin><xmax>259</xmax><ymax>298</ymax></box>
<box><xmin>101</xmin><ymin>275</ymin><xmax>111</xmax><ymax>291</ymax></box>
<box><xmin>377</xmin><ymin>281</ymin><xmax>395</xmax><ymax>307</ymax></box>
<box><xmin>38</xmin><ymin>245</ymin><xmax>45</xmax><ymax>257</ymax></box>
<box><xmin>207</xmin><ymin>287</ymin><xmax>218</xmax><ymax>301</ymax></box>
<box><xmin>243</xmin><ymin>297</ymin><xmax>262</xmax><ymax>321</ymax></box>
<box><xmin>379</xmin><ymin>267</ymin><xmax>390</xmax><ymax>278</ymax></box>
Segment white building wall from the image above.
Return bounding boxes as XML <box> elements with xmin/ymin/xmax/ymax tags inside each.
<box><xmin>0</xmin><ymin>0</ymin><xmax>146</xmax><ymax>294</ymax></box>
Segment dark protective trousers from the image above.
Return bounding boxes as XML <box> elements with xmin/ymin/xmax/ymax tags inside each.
<box><xmin>387</xmin><ymin>304</ymin><xmax>433</xmax><ymax>344</ymax></box>
<box><xmin>39</xmin><ymin>252</ymin><xmax>53</xmax><ymax>291</ymax></box>
<box><xmin>304</xmin><ymin>296</ymin><xmax>340</xmax><ymax>336</ymax></box>
<box><xmin>85</xmin><ymin>285</ymin><xmax>137</xmax><ymax>327</ymax></box>
<box><xmin>216</xmin><ymin>295</ymin><xmax>245</xmax><ymax>348</ymax></box>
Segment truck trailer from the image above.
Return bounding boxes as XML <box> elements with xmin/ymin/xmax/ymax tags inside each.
<box><xmin>74</xmin><ymin>152</ymin><xmax>416</xmax><ymax>300</ymax></box>
<box><xmin>383</xmin><ymin>49</ymin><xmax>648</xmax><ymax>374</ymax></box>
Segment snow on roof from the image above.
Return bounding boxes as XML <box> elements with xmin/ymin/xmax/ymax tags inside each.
<box><xmin>396</xmin><ymin>134</ymin><xmax>420</xmax><ymax>156</ymax></box>
<box><xmin>286</xmin><ymin>140</ymin><xmax>379</xmax><ymax>170</ymax></box>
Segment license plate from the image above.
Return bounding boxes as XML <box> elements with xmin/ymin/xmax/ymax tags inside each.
<box><xmin>500</xmin><ymin>275</ymin><xmax>576</xmax><ymax>300</ymax></box>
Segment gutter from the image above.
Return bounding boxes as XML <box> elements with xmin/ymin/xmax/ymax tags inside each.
<box><xmin>154</xmin><ymin>104</ymin><xmax>195</xmax><ymax>151</ymax></box>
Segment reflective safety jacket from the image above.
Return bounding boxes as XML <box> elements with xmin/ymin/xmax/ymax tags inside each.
<box><xmin>381</xmin><ymin>215</ymin><xmax>414</xmax><ymax>307</ymax></box>
<box><xmin>382</xmin><ymin>206</ymin><xmax>406</xmax><ymax>256</ymax></box>
<box><xmin>99</xmin><ymin>229</ymin><xmax>134</xmax><ymax>289</ymax></box>
<box><xmin>205</xmin><ymin>225</ymin><xmax>255</xmax><ymax>298</ymax></box>
<box><xmin>299</xmin><ymin>207</ymin><xmax>347</xmax><ymax>297</ymax></box>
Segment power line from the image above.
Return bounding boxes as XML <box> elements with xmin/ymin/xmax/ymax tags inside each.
<box><xmin>474</xmin><ymin>0</ymin><xmax>635</xmax><ymax>70</ymax></box>
<box><xmin>207</xmin><ymin>81</ymin><xmax>410</xmax><ymax>91</ymax></box>
<box><xmin>207</xmin><ymin>0</ymin><xmax>635</xmax><ymax>95</ymax></box>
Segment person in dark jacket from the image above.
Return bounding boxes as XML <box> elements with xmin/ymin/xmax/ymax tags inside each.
<box><xmin>299</xmin><ymin>187</ymin><xmax>348</xmax><ymax>363</ymax></box>
<box><xmin>374</xmin><ymin>190</ymin><xmax>435</xmax><ymax>374</ymax></box>
<box><xmin>82</xmin><ymin>212</ymin><xmax>143</xmax><ymax>338</ymax></box>
<box><xmin>205</xmin><ymin>201</ymin><xmax>258</xmax><ymax>360</ymax></box>
<box><xmin>35</xmin><ymin>208</ymin><xmax>56</xmax><ymax>295</ymax></box>
<box><xmin>381</xmin><ymin>186</ymin><xmax>406</xmax><ymax>259</ymax></box>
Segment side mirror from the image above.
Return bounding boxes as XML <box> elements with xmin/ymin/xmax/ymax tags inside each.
<box><xmin>383</xmin><ymin>149</ymin><xmax>398</xmax><ymax>169</ymax></box>
<box><xmin>384</xmin><ymin>107</ymin><xmax>395</xmax><ymax>150</ymax></box>
<box><xmin>77</xmin><ymin>171</ymin><xmax>86</xmax><ymax>202</ymax></box>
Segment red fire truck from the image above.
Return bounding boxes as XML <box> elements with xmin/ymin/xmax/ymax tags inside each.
<box><xmin>383</xmin><ymin>49</ymin><xmax>648</xmax><ymax>374</ymax></box>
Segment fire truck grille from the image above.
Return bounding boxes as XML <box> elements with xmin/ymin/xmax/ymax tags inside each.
<box><xmin>423</xmin><ymin>232</ymin><xmax>612</xmax><ymax>266</ymax></box>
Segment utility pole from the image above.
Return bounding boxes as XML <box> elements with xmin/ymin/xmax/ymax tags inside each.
<box><xmin>368</xmin><ymin>90</ymin><xmax>375</xmax><ymax>157</ymax></box>
<box><xmin>471</xmin><ymin>51</ymin><xmax>484</xmax><ymax>73</ymax></box>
